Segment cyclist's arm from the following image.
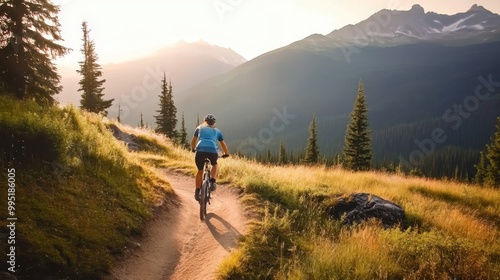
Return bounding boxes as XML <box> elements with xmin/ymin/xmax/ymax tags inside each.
<box><xmin>219</xmin><ymin>140</ymin><xmax>229</xmax><ymax>155</ymax></box>
<box><xmin>191</xmin><ymin>136</ymin><xmax>198</xmax><ymax>152</ymax></box>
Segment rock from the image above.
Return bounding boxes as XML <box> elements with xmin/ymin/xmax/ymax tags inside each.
<box><xmin>326</xmin><ymin>193</ymin><xmax>405</xmax><ymax>227</ymax></box>
<box><xmin>108</xmin><ymin>124</ymin><xmax>141</xmax><ymax>151</ymax></box>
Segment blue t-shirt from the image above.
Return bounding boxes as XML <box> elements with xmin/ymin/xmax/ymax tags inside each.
<box><xmin>194</xmin><ymin>125</ymin><xmax>224</xmax><ymax>153</ymax></box>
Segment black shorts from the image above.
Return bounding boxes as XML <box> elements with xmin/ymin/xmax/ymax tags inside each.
<box><xmin>195</xmin><ymin>151</ymin><xmax>218</xmax><ymax>170</ymax></box>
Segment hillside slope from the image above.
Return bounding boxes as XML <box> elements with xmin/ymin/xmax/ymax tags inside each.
<box><xmin>0</xmin><ymin>96</ymin><xmax>175</xmax><ymax>279</ymax></box>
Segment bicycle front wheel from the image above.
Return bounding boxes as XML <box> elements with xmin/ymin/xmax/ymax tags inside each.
<box><xmin>199</xmin><ymin>181</ymin><xmax>209</xmax><ymax>221</ymax></box>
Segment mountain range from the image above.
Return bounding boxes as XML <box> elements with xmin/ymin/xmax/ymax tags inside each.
<box><xmin>304</xmin><ymin>4</ymin><xmax>500</xmax><ymax>49</ymax></box>
<box><xmin>175</xmin><ymin>4</ymin><xmax>500</xmax><ymax>178</ymax></box>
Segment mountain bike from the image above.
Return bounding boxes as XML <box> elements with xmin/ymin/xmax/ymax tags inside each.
<box><xmin>199</xmin><ymin>154</ymin><xmax>228</xmax><ymax>221</ymax></box>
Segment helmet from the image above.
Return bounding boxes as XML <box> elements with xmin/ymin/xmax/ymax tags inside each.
<box><xmin>205</xmin><ymin>114</ymin><xmax>216</xmax><ymax>122</ymax></box>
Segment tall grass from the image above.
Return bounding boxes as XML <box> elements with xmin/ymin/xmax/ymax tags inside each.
<box><xmin>213</xmin><ymin>157</ymin><xmax>500</xmax><ymax>279</ymax></box>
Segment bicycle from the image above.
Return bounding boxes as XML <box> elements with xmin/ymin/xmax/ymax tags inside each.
<box><xmin>199</xmin><ymin>154</ymin><xmax>228</xmax><ymax>221</ymax></box>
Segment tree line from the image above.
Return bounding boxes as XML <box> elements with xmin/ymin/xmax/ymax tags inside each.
<box><xmin>247</xmin><ymin>80</ymin><xmax>500</xmax><ymax>187</ymax></box>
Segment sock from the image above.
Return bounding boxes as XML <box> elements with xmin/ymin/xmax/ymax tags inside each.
<box><xmin>210</xmin><ymin>178</ymin><xmax>216</xmax><ymax>183</ymax></box>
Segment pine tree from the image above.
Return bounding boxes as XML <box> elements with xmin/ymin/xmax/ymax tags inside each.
<box><xmin>77</xmin><ymin>21</ymin><xmax>113</xmax><ymax>115</ymax></box>
<box><xmin>343</xmin><ymin>80</ymin><xmax>372</xmax><ymax>171</ymax></box>
<box><xmin>304</xmin><ymin>115</ymin><xmax>319</xmax><ymax>164</ymax></box>
<box><xmin>178</xmin><ymin>112</ymin><xmax>189</xmax><ymax>149</ymax></box>
<box><xmin>477</xmin><ymin>117</ymin><xmax>500</xmax><ymax>187</ymax></box>
<box><xmin>475</xmin><ymin>151</ymin><xmax>487</xmax><ymax>184</ymax></box>
<box><xmin>266</xmin><ymin>149</ymin><xmax>272</xmax><ymax>163</ymax></box>
<box><xmin>0</xmin><ymin>0</ymin><xmax>69</xmax><ymax>104</ymax></box>
<box><xmin>117</xmin><ymin>104</ymin><xmax>122</xmax><ymax>123</ymax></box>
<box><xmin>139</xmin><ymin>112</ymin><xmax>144</xmax><ymax>128</ymax></box>
<box><xmin>278</xmin><ymin>140</ymin><xmax>287</xmax><ymax>165</ymax></box>
<box><xmin>155</xmin><ymin>73</ymin><xmax>177</xmax><ymax>139</ymax></box>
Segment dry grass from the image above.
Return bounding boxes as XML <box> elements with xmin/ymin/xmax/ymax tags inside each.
<box><xmin>212</xmin><ymin>157</ymin><xmax>500</xmax><ymax>279</ymax></box>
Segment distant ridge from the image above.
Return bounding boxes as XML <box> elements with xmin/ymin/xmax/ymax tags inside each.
<box><xmin>176</xmin><ymin>4</ymin><xmax>500</xmax><ymax>179</ymax></box>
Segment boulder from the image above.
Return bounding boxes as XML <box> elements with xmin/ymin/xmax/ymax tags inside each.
<box><xmin>326</xmin><ymin>193</ymin><xmax>405</xmax><ymax>227</ymax></box>
<box><xmin>108</xmin><ymin>124</ymin><xmax>141</xmax><ymax>151</ymax></box>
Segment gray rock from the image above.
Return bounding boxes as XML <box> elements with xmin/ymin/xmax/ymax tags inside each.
<box><xmin>327</xmin><ymin>193</ymin><xmax>405</xmax><ymax>227</ymax></box>
<box><xmin>108</xmin><ymin>124</ymin><xmax>141</xmax><ymax>151</ymax></box>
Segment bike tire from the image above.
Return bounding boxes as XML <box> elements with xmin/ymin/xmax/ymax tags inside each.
<box><xmin>200</xmin><ymin>181</ymin><xmax>209</xmax><ymax>221</ymax></box>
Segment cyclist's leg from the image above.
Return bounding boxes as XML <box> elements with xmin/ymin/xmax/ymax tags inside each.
<box><xmin>211</xmin><ymin>164</ymin><xmax>217</xmax><ymax>180</ymax></box>
<box><xmin>208</xmin><ymin>152</ymin><xmax>219</xmax><ymax>190</ymax></box>
<box><xmin>194</xmin><ymin>152</ymin><xmax>205</xmax><ymax>200</ymax></box>
<box><xmin>196</xmin><ymin>170</ymin><xmax>203</xmax><ymax>188</ymax></box>
<box><xmin>208</xmin><ymin>152</ymin><xmax>219</xmax><ymax>179</ymax></box>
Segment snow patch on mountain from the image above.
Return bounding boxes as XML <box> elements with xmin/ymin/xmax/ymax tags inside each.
<box><xmin>442</xmin><ymin>14</ymin><xmax>476</xmax><ymax>33</ymax></box>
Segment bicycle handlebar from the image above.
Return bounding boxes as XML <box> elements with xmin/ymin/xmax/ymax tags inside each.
<box><xmin>192</xmin><ymin>149</ymin><xmax>230</xmax><ymax>158</ymax></box>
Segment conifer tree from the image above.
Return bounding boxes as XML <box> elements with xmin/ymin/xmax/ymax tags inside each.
<box><xmin>117</xmin><ymin>104</ymin><xmax>122</xmax><ymax>123</ymax></box>
<box><xmin>486</xmin><ymin>117</ymin><xmax>500</xmax><ymax>187</ymax></box>
<box><xmin>155</xmin><ymin>73</ymin><xmax>177</xmax><ymax>139</ymax></box>
<box><xmin>178</xmin><ymin>112</ymin><xmax>189</xmax><ymax>149</ymax></box>
<box><xmin>343</xmin><ymin>80</ymin><xmax>372</xmax><ymax>171</ymax></box>
<box><xmin>266</xmin><ymin>149</ymin><xmax>272</xmax><ymax>163</ymax></box>
<box><xmin>139</xmin><ymin>112</ymin><xmax>144</xmax><ymax>128</ymax></box>
<box><xmin>475</xmin><ymin>151</ymin><xmax>487</xmax><ymax>184</ymax></box>
<box><xmin>278</xmin><ymin>140</ymin><xmax>287</xmax><ymax>165</ymax></box>
<box><xmin>304</xmin><ymin>115</ymin><xmax>319</xmax><ymax>164</ymax></box>
<box><xmin>0</xmin><ymin>0</ymin><xmax>69</xmax><ymax>104</ymax></box>
<box><xmin>77</xmin><ymin>21</ymin><xmax>113</xmax><ymax>115</ymax></box>
<box><xmin>476</xmin><ymin>117</ymin><xmax>500</xmax><ymax>187</ymax></box>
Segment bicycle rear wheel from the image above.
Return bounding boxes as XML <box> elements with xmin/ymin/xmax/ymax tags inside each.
<box><xmin>199</xmin><ymin>180</ymin><xmax>209</xmax><ymax>221</ymax></box>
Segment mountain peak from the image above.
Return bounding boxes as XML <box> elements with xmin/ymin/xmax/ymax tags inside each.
<box><xmin>468</xmin><ymin>4</ymin><xmax>489</xmax><ymax>12</ymax></box>
<box><xmin>324</xmin><ymin>3</ymin><xmax>500</xmax><ymax>47</ymax></box>
<box><xmin>410</xmin><ymin>4</ymin><xmax>425</xmax><ymax>14</ymax></box>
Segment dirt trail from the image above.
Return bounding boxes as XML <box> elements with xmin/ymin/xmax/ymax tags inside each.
<box><xmin>105</xmin><ymin>171</ymin><xmax>247</xmax><ymax>280</ymax></box>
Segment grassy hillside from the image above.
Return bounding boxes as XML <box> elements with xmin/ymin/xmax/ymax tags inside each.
<box><xmin>1</xmin><ymin>95</ymin><xmax>498</xmax><ymax>279</ymax></box>
<box><xmin>0</xmin><ymin>96</ymin><xmax>176</xmax><ymax>279</ymax></box>
<box><xmin>129</xmin><ymin>123</ymin><xmax>500</xmax><ymax>280</ymax></box>
<box><xmin>210</xmin><ymin>160</ymin><xmax>500</xmax><ymax>279</ymax></box>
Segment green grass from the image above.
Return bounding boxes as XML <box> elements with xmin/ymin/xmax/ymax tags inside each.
<box><xmin>0</xmin><ymin>96</ymin><xmax>173</xmax><ymax>279</ymax></box>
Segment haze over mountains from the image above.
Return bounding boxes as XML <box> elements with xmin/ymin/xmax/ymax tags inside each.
<box><xmin>58</xmin><ymin>41</ymin><xmax>246</xmax><ymax>123</ymax></box>
<box><xmin>60</xmin><ymin>4</ymin><xmax>500</xmax><ymax>178</ymax></box>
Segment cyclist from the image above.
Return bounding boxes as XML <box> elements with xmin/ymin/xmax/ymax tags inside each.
<box><xmin>191</xmin><ymin>114</ymin><xmax>229</xmax><ymax>201</ymax></box>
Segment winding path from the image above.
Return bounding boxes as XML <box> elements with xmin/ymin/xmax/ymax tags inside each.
<box><xmin>105</xmin><ymin>170</ymin><xmax>247</xmax><ymax>280</ymax></box>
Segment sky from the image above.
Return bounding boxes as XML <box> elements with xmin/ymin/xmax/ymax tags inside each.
<box><xmin>54</xmin><ymin>0</ymin><xmax>500</xmax><ymax>66</ymax></box>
